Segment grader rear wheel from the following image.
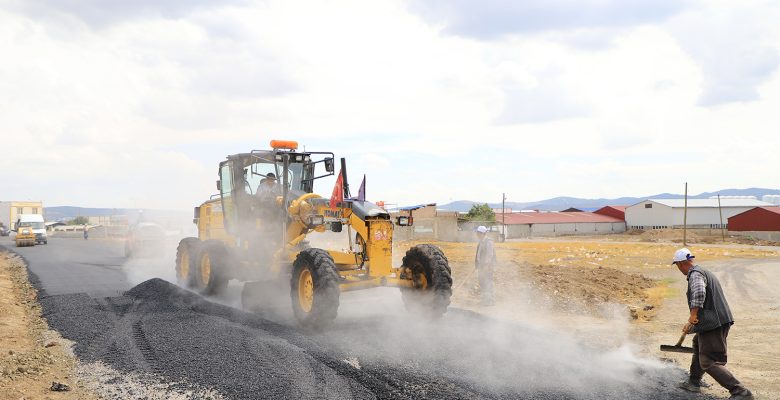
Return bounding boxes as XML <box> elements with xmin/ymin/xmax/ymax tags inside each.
<box><xmin>400</xmin><ymin>244</ymin><xmax>452</xmax><ymax>318</ymax></box>
<box><xmin>194</xmin><ymin>240</ymin><xmax>230</xmax><ymax>296</ymax></box>
<box><xmin>175</xmin><ymin>238</ymin><xmax>200</xmax><ymax>288</ymax></box>
<box><xmin>290</xmin><ymin>248</ymin><xmax>340</xmax><ymax>329</ymax></box>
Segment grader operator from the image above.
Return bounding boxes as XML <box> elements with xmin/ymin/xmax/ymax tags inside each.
<box><xmin>175</xmin><ymin>140</ymin><xmax>452</xmax><ymax>328</ymax></box>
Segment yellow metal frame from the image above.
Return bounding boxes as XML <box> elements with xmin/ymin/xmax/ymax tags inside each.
<box><xmin>196</xmin><ymin>176</ymin><xmax>415</xmax><ymax>292</ymax></box>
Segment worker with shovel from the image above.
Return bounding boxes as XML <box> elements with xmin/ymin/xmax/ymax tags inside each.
<box><xmin>672</xmin><ymin>248</ymin><xmax>753</xmax><ymax>399</ymax></box>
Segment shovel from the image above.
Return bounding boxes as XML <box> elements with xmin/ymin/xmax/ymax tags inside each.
<box><xmin>660</xmin><ymin>332</ymin><xmax>694</xmax><ymax>354</ymax></box>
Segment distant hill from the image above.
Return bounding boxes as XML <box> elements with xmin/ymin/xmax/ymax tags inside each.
<box><xmin>438</xmin><ymin>187</ymin><xmax>780</xmax><ymax>212</ymax></box>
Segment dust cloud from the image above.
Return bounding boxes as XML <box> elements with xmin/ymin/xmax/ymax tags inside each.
<box><xmin>318</xmin><ymin>267</ymin><xmax>682</xmax><ymax>399</ymax></box>
<box><xmin>114</xmin><ymin>221</ymin><xmax>684</xmax><ymax>398</ymax></box>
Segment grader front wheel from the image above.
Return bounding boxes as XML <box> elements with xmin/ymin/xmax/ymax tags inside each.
<box><xmin>290</xmin><ymin>248</ymin><xmax>340</xmax><ymax>329</ymax></box>
<box><xmin>400</xmin><ymin>244</ymin><xmax>453</xmax><ymax>318</ymax></box>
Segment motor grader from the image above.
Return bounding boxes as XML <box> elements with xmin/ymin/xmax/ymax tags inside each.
<box><xmin>175</xmin><ymin>140</ymin><xmax>452</xmax><ymax>328</ymax></box>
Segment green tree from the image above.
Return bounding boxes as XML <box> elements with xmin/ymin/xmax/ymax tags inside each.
<box><xmin>465</xmin><ymin>203</ymin><xmax>495</xmax><ymax>222</ymax></box>
<box><xmin>69</xmin><ymin>216</ymin><xmax>89</xmax><ymax>225</ymax></box>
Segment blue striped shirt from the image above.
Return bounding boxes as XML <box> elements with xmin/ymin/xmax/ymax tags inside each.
<box><xmin>687</xmin><ymin>265</ymin><xmax>707</xmax><ymax>309</ymax></box>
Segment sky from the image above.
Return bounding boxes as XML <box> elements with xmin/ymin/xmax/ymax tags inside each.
<box><xmin>1</xmin><ymin>0</ymin><xmax>779</xmax><ymax>210</ymax></box>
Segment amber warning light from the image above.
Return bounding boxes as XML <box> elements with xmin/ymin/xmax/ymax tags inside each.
<box><xmin>270</xmin><ymin>140</ymin><xmax>298</xmax><ymax>150</ymax></box>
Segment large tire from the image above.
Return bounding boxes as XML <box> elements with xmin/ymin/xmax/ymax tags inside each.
<box><xmin>193</xmin><ymin>240</ymin><xmax>231</xmax><ymax>296</ymax></box>
<box><xmin>400</xmin><ymin>244</ymin><xmax>452</xmax><ymax>318</ymax></box>
<box><xmin>175</xmin><ymin>238</ymin><xmax>200</xmax><ymax>288</ymax></box>
<box><xmin>290</xmin><ymin>248</ymin><xmax>340</xmax><ymax>329</ymax></box>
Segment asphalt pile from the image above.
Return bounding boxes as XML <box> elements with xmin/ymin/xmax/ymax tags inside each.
<box><xmin>35</xmin><ymin>278</ymin><xmax>713</xmax><ymax>399</ymax></box>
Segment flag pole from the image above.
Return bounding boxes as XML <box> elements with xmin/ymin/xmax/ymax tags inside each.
<box><xmin>683</xmin><ymin>182</ymin><xmax>688</xmax><ymax>247</ymax></box>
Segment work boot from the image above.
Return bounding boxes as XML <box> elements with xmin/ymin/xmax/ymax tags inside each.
<box><xmin>729</xmin><ymin>388</ymin><xmax>754</xmax><ymax>399</ymax></box>
<box><xmin>677</xmin><ymin>380</ymin><xmax>701</xmax><ymax>393</ymax></box>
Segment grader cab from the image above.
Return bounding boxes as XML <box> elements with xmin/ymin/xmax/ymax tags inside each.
<box><xmin>175</xmin><ymin>140</ymin><xmax>452</xmax><ymax>328</ymax></box>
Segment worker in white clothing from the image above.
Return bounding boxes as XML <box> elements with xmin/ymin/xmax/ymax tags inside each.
<box><xmin>474</xmin><ymin>225</ymin><xmax>496</xmax><ymax>306</ymax></box>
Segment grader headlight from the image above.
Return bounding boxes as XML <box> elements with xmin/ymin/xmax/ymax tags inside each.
<box><xmin>306</xmin><ymin>214</ymin><xmax>325</xmax><ymax>227</ymax></box>
<box><xmin>396</xmin><ymin>216</ymin><xmax>413</xmax><ymax>226</ymax></box>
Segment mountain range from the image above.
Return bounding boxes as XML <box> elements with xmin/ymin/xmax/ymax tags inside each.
<box><xmin>43</xmin><ymin>188</ymin><xmax>780</xmax><ymax>218</ymax></box>
<box><xmin>438</xmin><ymin>188</ymin><xmax>780</xmax><ymax>213</ymax></box>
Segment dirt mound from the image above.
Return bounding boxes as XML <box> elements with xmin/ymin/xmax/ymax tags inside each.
<box><xmin>531</xmin><ymin>264</ymin><xmax>657</xmax><ymax>320</ymax></box>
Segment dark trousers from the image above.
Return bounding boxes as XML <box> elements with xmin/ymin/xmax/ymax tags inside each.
<box><xmin>477</xmin><ymin>266</ymin><xmax>494</xmax><ymax>304</ymax></box>
<box><xmin>690</xmin><ymin>324</ymin><xmax>745</xmax><ymax>394</ymax></box>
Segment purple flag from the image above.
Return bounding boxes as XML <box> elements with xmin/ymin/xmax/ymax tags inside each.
<box><xmin>357</xmin><ymin>174</ymin><xmax>365</xmax><ymax>201</ymax></box>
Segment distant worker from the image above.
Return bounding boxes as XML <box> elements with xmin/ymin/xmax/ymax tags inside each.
<box><xmin>673</xmin><ymin>248</ymin><xmax>753</xmax><ymax>399</ymax></box>
<box><xmin>83</xmin><ymin>225</ymin><xmax>89</xmax><ymax>240</ymax></box>
<box><xmin>474</xmin><ymin>225</ymin><xmax>496</xmax><ymax>306</ymax></box>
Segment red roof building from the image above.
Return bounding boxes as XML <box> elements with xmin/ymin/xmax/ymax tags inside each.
<box><xmin>728</xmin><ymin>207</ymin><xmax>780</xmax><ymax>231</ymax></box>
<box><xmin>502</xmin><ymin>212</ymin><xmax>623</xmax><ymax>225</ymax></box>
<box><xmin>593</xmin><ymin>205</ymin><xmax>627</xmax><ymax>221</ymax></box>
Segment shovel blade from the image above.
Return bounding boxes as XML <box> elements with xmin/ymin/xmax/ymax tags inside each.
<box><xmin>660</xmin><ymin>345</ymin><xmax>694</xmax><ymax>354</ymax></box>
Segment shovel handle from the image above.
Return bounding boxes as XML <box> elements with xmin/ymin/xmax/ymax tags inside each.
<box><xmin>675</xmin><ymin>332</ymin><xmax>687</xmax><ymax>347</ymax></box>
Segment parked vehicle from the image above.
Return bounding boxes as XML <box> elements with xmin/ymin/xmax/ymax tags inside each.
<box><xmin>15</xmin><ymin>214</ymin><xmax>47</xmax><ymax>244</ymax></box>
<box><xmin>125</xmin><ymin>222</ymin><xmax>165</xmax><ymax>257</ymax></box>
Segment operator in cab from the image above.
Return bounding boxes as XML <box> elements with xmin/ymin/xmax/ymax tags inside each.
<box><xmin>256</xmin><ymin>173</ymin><xmax>280</xmax><ymax>198</ymax></box>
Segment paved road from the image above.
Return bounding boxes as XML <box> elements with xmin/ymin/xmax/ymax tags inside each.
<box><xmin>1</xmin><ymin>236</ymin><xmax>131</xmax><ymax>297</ymax></box>
<box><xmin>1</xmin><ymin>236</ymin><xmax>709</xmax><ymax>400</ymax></box>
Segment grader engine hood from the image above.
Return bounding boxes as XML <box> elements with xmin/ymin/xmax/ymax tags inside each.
<box><xmin>348</xmin><ymin>201</ymin><xmax>389</xmax><ymax>220</ymax></box>
<box><xmin>306</xmin><ymin>198</ymin><xmax>389</xmax><ymax>221</ymax></box>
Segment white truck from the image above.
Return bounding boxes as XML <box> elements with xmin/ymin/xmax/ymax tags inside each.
<box><xmin>16</xmin><ymin>214</ymin><xmax>47</xmax><ymax>244</ymax></box>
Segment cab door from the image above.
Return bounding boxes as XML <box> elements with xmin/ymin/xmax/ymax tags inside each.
<box><xmin>218</xmin><ymin>161</ymin><xmax>239</xmax><ymax>235</ymax></box>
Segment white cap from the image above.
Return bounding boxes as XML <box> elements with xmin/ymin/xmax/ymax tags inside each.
<box><xmin>672</xmin><ymin>248</ymin><xmax>695</xmax><ymax>264</ymax></box>
<box><xmin>475</xmin><ymin>226</ymin><xmax>488</xmax><ymax>233</ymax></box>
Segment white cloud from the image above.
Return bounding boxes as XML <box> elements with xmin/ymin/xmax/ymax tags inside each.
<box><xmin>0</xmin><ymin>0</ymin><xmax>779</xmax><ymax>210</ymax></box>
<box><xmin>667</xmin><ymin>0</ymin><xmax>780</xmax><ymax>106</ymax></box>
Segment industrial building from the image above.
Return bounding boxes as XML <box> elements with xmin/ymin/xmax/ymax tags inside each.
<box><xmin>763</xmin><ymin>195</ymin><xmax>780</xmax><ymax>206</ymax></box>
<box><xmin>391</xmin><ymin>204</ymin><xmax>459</xmax><ymax>242</ymax></box>
<box><xmin>0</xmin><ymin>200</ymin><xmax>44</xmax><ymax>230</ymax></box>
<box><xmin>625</xmin><ymin>198</ymin><xmax>771</xmax><ymax>230</ymax></box>
<box><xmin>501</xmin><ymin>211</ymin><xmax>626</xmax><ymax>238</ymax></box>
<box><xmin>728</xmin><ymin>207</ymin><xmax>780</xmax><ymax>241</ymax></box>
<box><xmin>593</xmin><ymin>205</ymin><xmax>627</xmax><ymax>221</ymax></box>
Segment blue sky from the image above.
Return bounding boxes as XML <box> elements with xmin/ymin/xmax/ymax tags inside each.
<box><xmin>1</xmin><ymin>0</ymin><xmax>779</xmax><ymax>209</ymax></box>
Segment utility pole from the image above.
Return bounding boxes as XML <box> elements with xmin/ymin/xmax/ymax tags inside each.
<box><xmin>683</xmin><ymin>182</ymin><xmax>688</xmax><ymax>247</ymax></box>
<box><xmin>717</xmin><ymin>194</ymin><xmax>725</xmax><ymax>241</ymax></box>
<box><xmin>502</xmin><ymin>193</ymin><xmax>506</xmax><ymax>242</ymax></box>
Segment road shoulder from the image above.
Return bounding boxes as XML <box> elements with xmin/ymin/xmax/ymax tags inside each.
<box><xmin>0</xmin><ymin>250</ymin><xmax>99</xmax><ymax>400</ymax></box>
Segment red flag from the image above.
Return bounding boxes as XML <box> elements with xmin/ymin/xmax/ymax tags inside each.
<box><xmin>330</xmin><ymin>169</ymin><xmax>344</xmax><ymax>209</ymax></box>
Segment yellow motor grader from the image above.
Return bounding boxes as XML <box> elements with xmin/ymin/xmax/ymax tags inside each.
<box><xmin>175</xmin><ymin>140</ymin><xmax>452</xmax><ymax>328</ymax></box>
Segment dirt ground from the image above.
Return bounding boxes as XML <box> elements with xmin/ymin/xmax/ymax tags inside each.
<box><xmin>408</xmin><ymin>238</ymin><xmax>780</xmax><ymax>399</ymax></box>
<box><xmin>3</xmin><ymin>235</ymin><xmax>779</xmax><ymax>399</ymax></box>
<box><xmin>0</xmin><ymin>251</ymin><xmax>98</xmax><ymax>400</ymax></box>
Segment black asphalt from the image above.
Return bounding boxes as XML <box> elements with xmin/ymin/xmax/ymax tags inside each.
<box><xmin>1</xmin><ymin>236</ymin><xmax>715</xmax><ymax>400</ymax></box>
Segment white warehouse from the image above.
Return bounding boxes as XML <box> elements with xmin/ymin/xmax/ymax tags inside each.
<box><xmin>625</xmin><ymin>199</ymin><xmax>772</xmax><ymax>230</ymax></box>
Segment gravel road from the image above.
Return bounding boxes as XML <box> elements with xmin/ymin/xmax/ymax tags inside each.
<box><xmin>1</xmin><ymin>236</ymin><xmax>714</xmax><ymax>399</ymax></box>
